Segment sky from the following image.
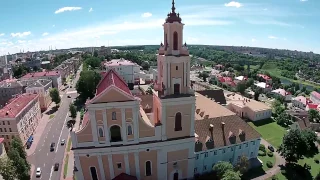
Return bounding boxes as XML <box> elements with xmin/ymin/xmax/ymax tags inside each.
<box><xmin>0</xmin><ymin>0</ymin><xmax>320</xmax><ymax>55</ymax></box>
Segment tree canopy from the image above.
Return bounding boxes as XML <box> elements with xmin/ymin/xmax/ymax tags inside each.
<box><xmin>0</xmin><ymin>157</ymin><xmax>16</xmax><ymax>180</ymax></box>
<box><xmin>50</xmin><ymin>88</ymin><xmax>61</xmax><ymax>105</ymax></box>
<box><xmin>76</xmin><ymin>70</ymin><xmax>101</xmax><ymax>100</ymax></box>
<box><xmin>69</xmin><ymin>103</ymin><xmax>77</xmax><ymax>119</ymax></box>
<box><xmin>213</xmin><ymin>161</ymin><xmax>234</xmax><ymax>179</ymax></box>
<box><xmin>221</xmin><ymin>170</ymin><xmax>241</xmax><ymax>180</ymax></box>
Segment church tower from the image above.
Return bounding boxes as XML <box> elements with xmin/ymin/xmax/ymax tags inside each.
<box><xmin>154</xmin><ymin>0</ymin><xmax>195</xmax><ymax>141</ymax></box>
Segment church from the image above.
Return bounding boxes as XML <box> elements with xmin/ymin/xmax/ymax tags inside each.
<box><xmin>70</xmin><ymin>1</ymin><xmax>261</xmax><ymax>180</ymax></box>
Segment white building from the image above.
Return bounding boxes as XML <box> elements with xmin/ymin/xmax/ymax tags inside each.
<box><xmin>271</xmin><ymin>89</ymin><xmax>292</xmax><ymax>101</ymax></box>
<box><xmin>104</xmin><ymin>59</ymin><xmax>140</xmax><ymax>84</ymax></box>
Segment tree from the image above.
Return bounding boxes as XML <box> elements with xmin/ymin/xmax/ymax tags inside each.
<box><xmin>277</xmin><ymin>129</ymin><xmax>308</xmax><ymax>163</ymax></box>
<box><xmin>33</xmin><ymin>66</ymin><xmax>39</xmax><ymax>72</ymax></box>
<box><xmin>146</xmin><ymin>86</ymin><xmax>153</xmax><ymax>95</ymax></box>
<box><xmin>0</xmin><ymin>157</ymin><xmax>17</xmax><ymax>180</ymax></box>
<box><xmin>234</xmin><ymin>155</ymin><xmax>249</xmax><ymax>174</ymax></box>
<box><xmin>84</xmin><ymin>57</ymin><xmax>101</xmax><ymax>69</ymax></box>
<box><xmin>50</xmin><ymin>88</ymin><xmax>61</xmax><ymax>105</ymax></box>
<box><xmin>272</xmin><ymin>100</ymin><xmax>285</xmax><ymax>117</ymax></box>
<box><xmin>308</xmin><ymin>109</ymin><xmax>320</xmax><ymax>123</ymax></box>
<box><xmin>315</xmin><ymin>170</ymin><xmax>320</xmax><ymax>180</ymax></box>
<box><xmin>213</xmin><ymin>161</ymin><xmax>233</xmax><ymax>179</ymax></box>
<box><xmin>221</xmin><ymin>170</ymin><xmax>241</xmax><ymax>180</ymax></box>
<box><xmin>69</xmin><ymin>103</ymin><xmax>77</xmax><ymax>119</ymax></box>
<box><xmin>301</xmin><ymin>129</ymin><xmax>318</xmax><ymax>152</ymax></box>
<box><xmin>76</xmin><ymin>70</ymin><xmax>101</xmax><ymax>100</ymax></box>
<box><xmin>10</xmin><ymin>137</ymin><xmax>27</xmax><ymax>160</ymax></box>
<box><xmin>93</xmin><ymin>50</ymin><xmax>98</xmax><ymax>57</ymax></box>
<box><xmin>236</xmin><ymin>82</ymin><xmax>246</xmax><ymax>94</ymax></box>
<box><xmin>141</xmin><ymin>61</ymin><xmax>150</xmax><ymax>70</ymax></box>
<box><xmin>12</xmin><ymin>65</ymin><xmax>30</xmax><ymax>78</ymax></box>
<box><xmin>275</xmin><ymin>111</ymin><xmax>292</xmax><ymax>127</ymax></box>
<box><xmin>246</xmin><ymin>78</ymin><xmax>254</xmax><ymax>87</ymax></box>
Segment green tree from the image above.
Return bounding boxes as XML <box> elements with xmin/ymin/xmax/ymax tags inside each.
<box><xmin>141</xmin><ymin>61</ymin><xmax>150</xmax><ymax>70</ymax></box>
<box><xmin>315</xmin><ymin>170</ymin><xmax>320</xmax><ymax>180</ymax></box>
<box><xmin>272</xmin><ymin>100</ymin><xmax>285</xmax><ymax>117</ymax></box>
<box><xmin>50</xmin><ymin>88</ymin><xmax>61</xmax><ymax>105</ymax></box>
<box><xmin>93</xmin><ymin>50</ymin><xmax>98</xmax><ymax>57</ymax></box>
<box><xmin>69</xmin><ymin>103</ymin><xmax>77</xmax><ymax>119</ymax></box>
<box><xmin>277</xmin><ymin>129</ymin><xmax>308</xmax><ymax>163</ymax></box>
<box><xmin>246</xmin><ymin>78</ymin><xmax>254</xmax><ymax>87</ymax></box>
<box><xmin>275</xmin><ymin>111</ymin><xmax>292</xmax><ymax>127</ymax></box>
<box><xmin>221</xmin><ymin>170</ymin><xmax>241</xmax><ymax>180</ymax></box>
<box><xmin>234</xmin><ymin>155</ymin><xmax>249</xmax><ymax>174</ymax></box>
<box><xmin>84</xmin><ymin>57</ymin><xmax>101</xmax><ymax>69</ymax></box>
<box><xmin>0</xmin><ymin>157</ymin><xmax>17</xmax><ymax>180</ymax></box>
<box><xmin>76</xmin><ymin>70</ymin><xmax>101</xmax><ymax>100</ymax></box>
<box><xmin>236</xmin><ymin>82</ymin><xmax>246</xmax><ymax>94</ymax></box>
<box><xmin>213</xmin><ymin>161</ymin><xmax>233</xmax><ymax>179</ymax></box>
<box><xmin>301</xmin><ymin>129</ymin><xmax>318</xmax><ymax>152</ymax></box>
<box><xmin>308</xmin><ymin>109</ymin><xmax>320</xmax><ymax>123</ymax></box>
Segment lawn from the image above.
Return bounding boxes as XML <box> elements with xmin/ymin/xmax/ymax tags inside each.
<box><xmin>258</xmin><ymin>151</ymin><xmax>276</xmax><ymax>171</ymax></box>
<box><xmin>245</xmin><ymin>64</ymin><xmax>260</xmax><ymax>71</ymax></box>
<box><xmin>298</xmin><ymin>153</ymin><xmax>320</xmax><ymax>177</ymax></box>
<box><xmin>49</xmin><ymin>114</ymin><xmax>55</xmax><ymax>119</ymax></box>
<box><xmin>67</xmin><ymin>137</ymin><xmax>72</xmax><ymax>152</ymax></box>
<box><xmin>248</xmin><ymin>119</ymin><xmax>287</xmax><ymax>148</ymax></box>
<box><xmin>63</xmin><ymin>154</ymin><xmax>69</xmax><ymax>178</ymax></box>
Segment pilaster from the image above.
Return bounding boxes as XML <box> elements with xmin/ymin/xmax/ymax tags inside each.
<box><xmin>89</xmin><ymin>110</ymin><xmax>98</xmax><ymax>144</ymax></box>
<box><xmin>134</xmin><ymin>152</ymin><xmax>141</xmax><ymax>179</ymax></box>
<box><xmin>124</xmin><ymin>153</ymin><xmax>130</xmax><ymax>174</ymax></box>
<box><xmin>121</xmin><ymin>108</ymin><xmax>127</xmax><ymax>143</ymax></box>
<box><xmin>183</xmin><ymin>61</ymin><xmax>186</xmax><ymax>87</ymax></box>
<box><xmin>133</xmin><ymin>106</ymin><xmax>139</xmax><ymax>142</ymax></box>
<box><xmin>74</xmin><ymin>155</ymin><xmax>84</xmax><ymax>180</ymax></box>
<box><xmin>102</xmin><ymin>109</ymin><xmax>110</xmax><ymax>145</ymax></box>
<box><xmin>157</xmin><ymin>149</ymin><xmax>168</xmax><ymax>180</ymax></box>
<box><xmin>161</xmin><ymin>103</ymin><xmax>167</xmax><ymax>140</ymax></box>
<box><xmin>108</xmin><ymin>154</ymin><xmax>115</xmax><ymax>179</ymax></box>
<box><xmin>98</xmin><ymin>155</ymin><xmax>106</xmax><ymax>180</ymax></box>
<box><xmin>187</xmin><ymin>144</ymin><xmax>195</xmax><ymax>178</ymax></box>
<box><xmin>190</xmin><ymin>102</ymin><xmax>195</xmax><ymax>137</ymax></box>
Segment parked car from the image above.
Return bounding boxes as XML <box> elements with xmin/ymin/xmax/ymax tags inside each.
<box><xmin>268</xmin><ymin>145</ymin><xmax>274</xmax><ymax>152</ymax></box>
<box><xmin>50</xmin><ymin>142</ymin><xmax>55</xmax><ymax>151</ymax></box>
<box><xmin>54</xmin><ymin>163</ymin><xmax>59</xmax><ymax>171</ymax></box>
<box><xmin>61</xmin><ymin>139</ymin><xmax>65</xmax><ymax>146</ymax></box>
<box><xmin>36</xmin><ymin>167</ymin><xmax>41</xmax><ymax>177</ymax></box>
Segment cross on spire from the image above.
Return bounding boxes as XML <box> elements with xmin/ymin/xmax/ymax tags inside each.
<box><xmin>171</xmin><ymin>0</ymin><xmax>176</xmax><ymax>13</ymax></box>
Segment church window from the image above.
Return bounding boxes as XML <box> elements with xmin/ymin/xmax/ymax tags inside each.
<box><xmin>127</xmin><ymin>124</ymin><xmax>133</xmax><ymax>135</ymax></box>
<box><xmin>176</xmin><ymin>66</ymin><xmax>178</xmax><ymax>70</ymax></box>
<box><xmin>110</xmin><ymin>125</ymin><xmax>122</xmax><ymax>142</ymax></box>
<box><xmin>112</xmin><ymin>112</ymin><xmax>116</xmax><ymax>120</ymax></box>
<box><xmin>145</xmin><ymin>161</ymin><xmax>152</xmax><ymax>176</ymax></box>
<box><xmin>174</xmin><ymin>112</ymin><xmax>182</xmax><ymax>131</ymax></box>
<box><xmin>90</xmin><ymin>167</ymin><xmax>98</xmax><ymax>180</ymax></box>
<box><xmin>173</xmin><ymin>31</ymin><xmax>178</xmax><ymax>50</ymax></box>
<box><xmin>98</xmin><ymin>126</ymin><xmax>104</xmax><ymax>137</ymax></box>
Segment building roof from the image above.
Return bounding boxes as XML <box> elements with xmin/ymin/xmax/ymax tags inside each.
<box><xmin>104</xmin><ymin>59</ymin><xmax>135</xmax><ymax>67</ymax></box>
<box><xmin>96</xmin><ymin>69</ymin><xmax>132</xmax><ymax>96</ymax></box>
<box><xmin>196</xmin><ymin>89</ymin><xmax>227</xmax><ymax>105</ymax></box>
<box><xmin>136</xmin><ymin>95</ymin><xmax>153</xmax><ymax>111</ymax></box>
<box><xmin>294</xmin><ymin>96</ymin><xmax>307</xmax><ymax>105</ymax></box>
<box><xmin>0</xmin><ymin>138</ymin><xmax>4</xmax><ymax>143</ymax></box>
<box><xmin>23</xmin><ymin>79</ymin><xmax>52</xmax><ymax>88</ymax></box>
<box><xmin>286</xmin><ymin>110</ymin><xmax>310</xmax><ymax>130</ymax></box>
<box><xmin>22</xmin><ymin>71</ymin><xmax>60</xmax><ymax>78</ymax></box>
<box><xmin>0</xmin><ymin>93</ymin><xmax>38</xmax><ymax>118</ymax></box>
<box><xmin>225</xmin><ymin>92</ymin><xmax>271</xmax><ymax>111</ymax></box>
<box><xmin>218</xmin><ymin>77</ymin><xmax>233</xmax><ymax>83</ymax></box>
<box><xmin>311</xmin><ymin>91</ymin><xmax>320</xmax><ymax>100</ymax></box>
<box><xmin>195</xmin><ymin>93</ymin><xmax>235</xmax><ymax>120</ymax></box>
<box><xmin>307</xmin><ymin>103</ymin><xmax>318</xmax><ymax>110</ymax></box>
<box><xmin>194</xmin><ymin>115</ymin><xmax>261</xmax><ymax>151</ymax></box>
<box><xmin>272</xmin><ymin>88</ymin><xmax>291</xmax><ymax>96</ymax></box>
<box><xmin>235</xmin><ymin>76</ymin><xmax>247</xmax><ymax>81</ymax></box>
<box><xmin>254</xmin><ymin>82</ymin><xmax>271</xmax><ymax>89</ymax></box>
<box><xmin>257</xmin><ymin>74</ymin><xmax>271</xmax><ymax>80</ymax></box>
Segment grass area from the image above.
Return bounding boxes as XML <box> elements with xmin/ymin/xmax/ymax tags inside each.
<box><xmin>67</xmin><ymin>137</ymin><xmax>72</xmax><ymax>152</ymax></box>
<box><xmin>261</xmin><ymin>62</ymin><xmax>320</xmax><ymax>89</ymax></box>
<box><xmin>49</xmin><ymin>114</ymin><xmax>55</xmax><ymax>119</ymax></box>
<box><xmin>258</xmin><ymin>151</ymin><xmax>276</xmax><ymax>171</ymax></box>
<box><xmin>63</xmin><ymin>154</ymin><xmax>69</xmax><ymax>178</ymax></box>
<box><xmin>248</xmin><ymin>118</ymin><xmax>287</xmax><ymax>148</ymax></box>
<box><xmin>298</xmin><ymin>153</ymin><xmax>320</xmax><ymax>177</ymax></box>
<box><xmin>245</xmin><ymin>65</ymin><xmax>260</xmax><ymax>71</ymax></box>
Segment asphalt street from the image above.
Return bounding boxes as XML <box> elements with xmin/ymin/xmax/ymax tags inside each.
<box><xmin>28</xmin><ymin>66</ymin><xmax>82</xmax><ymax>180</ymax></box>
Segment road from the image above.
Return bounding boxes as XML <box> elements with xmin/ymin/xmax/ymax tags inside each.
<box><xmin>28</xmin><ymin>65</ymin><xmax>82</xmax><ymax>180</ymax></box>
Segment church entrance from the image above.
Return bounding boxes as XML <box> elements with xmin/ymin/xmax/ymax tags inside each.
<box><xmin>174</xmin><ymin>83</ymin><xmax>180</xmax><ymax>95</ymax></box>
<box><xmin>173</xmin><ymin>172</ymin><xmax>179</xmax><ymax>180</ymax></box>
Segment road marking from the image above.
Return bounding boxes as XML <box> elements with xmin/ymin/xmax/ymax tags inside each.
<box><xmin>47</xmin><ymin>153</ymin><xmax>48</xmax><ymax>156</ymax></box>
<box><xmin>48</xmin><ymin>167</ymin><xmax>54</xmax><ymax>180</ymax></box>
<box><xmin>44</xmin><ymin>163</ymin><xmax>45</xmax><ymax>167</ymax></box>
<box><xmin>56</xmin><ymin>113</ymin><xmax>69</xmax><ymax>153</ymax></box>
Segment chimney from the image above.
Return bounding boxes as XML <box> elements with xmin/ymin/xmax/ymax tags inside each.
<box><xmin>204</xmin><ymin>115</ymin><xmax>209</xmax><ymax>119</ymax></box>
<box><xmin>221</xmin><ymin>122</ymin><xmax>225</xmax><ymax>129</ymax></box>
<box><xmin>200</xmin><ymin>111</ymin><xmax>205</xmax><ymax>117</ymax></box>
<box><xmin>196</xmin><ymin>109</ymin><xmax>200</xmax><ymax>114</ymax></box>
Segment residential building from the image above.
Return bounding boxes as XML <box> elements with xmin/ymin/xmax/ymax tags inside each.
<box><xmin>292</xmin><ymin>96</ymin><xmax>312</xmax><ymax>109</ymax></box>
<box><xmin>234</xmin><ymin>76</ymin><xmax>247</xmax><ymax>84</ymax></box>
<box><xmin>225</xmin><ymin>93</ymin><xmax>272</xmax><ymax>121</ymax></box>
<box><xmin>310</xmin><ymin>91</ymin><xmax>320</xmax><ymax>105</ymax></box>
<box><xmin>96</xmin><ymin>46</ymin><xmax>111</xmax><ymax>56</ymax></box>
<box><xmin>257</xmin><ymin>74</ymin><xmax>272</xmax><ymax>84</ymax></box>
<box><xmin>0</xmin><ymin>94</ymin><xmax>41</xmax><ymax>150</ymax></box>
<box><xmin>11</xmin><ymin>59</ymin><xmax>41</xmax><ymax>70</ymax></box>
<box><xmin>254</xmin><ymin>82</ymin><xmax>272</xmax><ymax>93</ymax></box>
<box><xmin>0</xmin><ymin>79</ymin><xmax>25</xmax><ymax>107</ymax></box>
<box><xmin>217</xmin><ymin>77</ymin><xmax>236</xmax><ymax>87</ymax></box>
<box><xmin>271</xmin><ymin>88</ymin><xmax>292</xmax><ymax>101</ymax></box>
<box><xmin>306</xmin><ymin>103</ymin><xmax>319</xmax><ymax>111</ymax></box>
<box><xmin>24</xmin><ymin>79</ymin><xmax>52</xmax><ymax>111</ymax></box>
<box><xmin>54</xmin><ymin>57</ymin><xmax>80</xmax><ymax>81</ymax></box>
<box><xmin>71</xmin><ymin>2</ymin><xmax>261</xmax><ymax>180</ymax></box>
<box><xmin>287</xmin><ymin>110</ymin><xmax>311</xmax><ymax>131</ymax></box>
<box><xmin>195</xmin><ymin>89</ymin><xmax>227</xmax><ymax>106</ymax></box>
<box><xmin>104</xmin><ymin>59</ymin><xmax>140</xmax><ymax>84</ymax></box>
<box><xmin>214</xmin><ymin>64</ymin><xmax>224</xmax><ymax>70</ymax></box>
<box><xmin>21</xmin><ymin>71</ymin><xmax>62</xmax><ymax>89</ymax></box>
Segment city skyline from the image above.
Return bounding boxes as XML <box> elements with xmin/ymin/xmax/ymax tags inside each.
<box><xmin>0</xmin><ymin>0</ymin><xmax>320</xmax><ymax>55</ymax></box>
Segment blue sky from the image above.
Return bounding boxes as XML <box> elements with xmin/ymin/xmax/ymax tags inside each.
<box><xmin>0</xmin><ymin>0</ymin><xmax>319</xmax><ymax>55</ymax></box>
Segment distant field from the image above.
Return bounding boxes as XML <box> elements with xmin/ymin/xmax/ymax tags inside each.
<box><xmin>244</xmin><ymin>65</ymin><xmax>260</xmax><ymax>71</ymax></box>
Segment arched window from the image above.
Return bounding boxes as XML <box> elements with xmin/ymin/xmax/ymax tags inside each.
<box><xmin>127</xmin><ymin>124</ymin><xmax>133</xmax><ymax>135</ymax></box>
<box><xmin>98</xmin><ymin>127</ymin><xmax>104</xmax><ymax>137</ymax></box>
<box><xmin>175</xmin><ymin>112</ymin><xmax>182</xmax><ymax>131</ymax></box>
<box><xmin>145</xmin><ymin>161</ymin><xmax>152</xmax><ymax>176</ymax></box>
<box><xmin>173</xmin><ymin>31</ymin><xmax>178</xmax><ymax>50</ymax></box>
<box><xmin>110</xmin><ymin>125</ymin><xmax>122</xmax><ymax>142</ymax></box>
<box><xmin>112</xmin><ymin>112</ymin><xmax>116</xmax><ymax>120</ymax></box>
<box><xmin>90</xmin><ymin>167</ymin><xmax>98</xmax><ymax>180</ymax></box>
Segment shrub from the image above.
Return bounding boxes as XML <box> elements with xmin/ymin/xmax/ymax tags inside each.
<box><xmin>266</xmin><ymin>161</ymin><xmax>273</xmax><ymax>168</ymax></box>
<box><xmin>258</xmin><ymin>151</ymin><xmax>266</xmax><ymax>156</ymax></box>
<box><xmin>281</xmin><ymin>170</ymin><xmax>286</xmax><ymax>175</ymax></box>
<box><xmin>259</xmin><ymin>144</ymin><xmax>266</xmax><ymax>152</ymax></box>
<box><xmin>271</xmin><ymin>175</ymin><xmax>278</xmax><ymax>180</ymax></box>
<box><xmin>315</xmin><ymin>159</ymin><xmax>319</xmax><ymax>164</ymax></box>
<box><xmin>267</xmin><ymin>151</ymin><xmax>274</xmax><ymax>157</ymax></box>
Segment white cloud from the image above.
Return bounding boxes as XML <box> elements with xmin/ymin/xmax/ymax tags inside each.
<box><xmin>268</xmin><ymin>35</ymin><xmax>278</xmax><ymax>39</ymax></box>
<box><xmin>0</xmin><ymin>33</ymin><xmax>4</xmax><ymax>37</ymax></box>
<box><xmin>52</xmin><ymin>25</ymin><xmax>55</xmax><ymax>27</ymax></box>
<box><xmin>42</xmin><ymin>32</ymin><xmax>49</xmax><ymax>36</ymax></box>
<box><xmin>252</xmin><ymin>38</ymin><xmax>256</xmax><ymax>42</ymax></box>
<box><xmin>141</xmin><ymin>12</ymin><xmax>152</xmax><ymax>18</ymax></box>
<box><xmin>18</xmin><ymin>40</ymin><xmax>26</xmax><ymax>44</ymax></box>
<box><xmin>283</xmin><ymin>38</ymin><xmax>287</xmax><ymax>40</ymax></box>
<box><xmin>55</xmin><ymin>7</ymin><xmax>82</xmax><ymax>14</ymax></box>
<box><xmin>300</xmin><ymin>0</ymin><xmax>308</xmax><ymax>2</ymax></box>
<box><xmin>10</xmin><ymin>31</ymin><xmax>31</xmax><ymax>38</ymax></box>
<box><xmin>224</xmin><ymin>1</ymin><xmax>243</xmax><ymax>8</ymax></box>
<box><xmin>263</xmin><ymin>8</ymin><xmax>268</xmax><ymax>11</ymax></box>
<box><xmin>89</xmin><ymin>8</ymin><xmax>93</xmax><ymax>12</ymax></box>
<box><xmin>246</xmin><ymin>20</ymin><xmax>291</xmax><ymax>27</ymax></box>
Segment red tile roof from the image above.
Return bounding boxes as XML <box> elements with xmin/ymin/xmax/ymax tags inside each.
<box><xmin>311</xmin><ymin>91</ymin><xmax>320</xmax><ymax>100</ymax></box>
<box><xmin>22</xmin><ymin>71</ymin><xmax>60</xmax><ymax>78</ymax></box>
<box><xmin>257</xmin><ymin>74</ymin><xmax>271</xmax><ymax>80</ymax></box>
<box><xmin>0</xmin><ymin>93</ymin><xmax>38</xmax><ymax>118</ymax></box>
<box><xmin>0</xmin><ymin>138</ymin><xmax>4</xmax><ymax>143</ymax></box>
<box><xmin>96</xmin><ymin>69</ymin><xmax>131</xmax><ymax>96</ymax></box>
<box><xmin>307</xmin><ymin>103</ymin><xmax>318</xmax><ymax>110</ymax></box>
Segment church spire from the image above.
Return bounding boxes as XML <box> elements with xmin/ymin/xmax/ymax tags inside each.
<box><xmin>171</xmin><ymin>0</ymin><xmax>176</xmax><ymax>13</ymax></box>
<box><xmin>165</xmin><ymin>0</ymin><xmax>182</xmax><ymax>23</ymax></box>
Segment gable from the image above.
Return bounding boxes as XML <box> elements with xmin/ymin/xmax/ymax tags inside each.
<box><xmin>93</xmin><ymin>88</ymin><xmax>133</xmax><ymax>103</ymax></box>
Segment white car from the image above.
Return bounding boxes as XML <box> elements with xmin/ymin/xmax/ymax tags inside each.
<box><xmin>36</xmin><ymin>167</ymin><xmax>41</xmax><ymax>177</ymax></box>
<box><xmin>61</xmin><ymin>139</ymin><xmax>66</xmax><ymax>145</ymax></box>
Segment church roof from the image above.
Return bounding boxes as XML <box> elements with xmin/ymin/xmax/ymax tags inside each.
<box><xmin>96</xmin><ymin>69</ymin><xmax>131</xmax><ymax>96</ymax></box>
<box><xmin>165</xmin><ymin>0</ymin><xmax>182</xmax><ymax>23</ymax></box>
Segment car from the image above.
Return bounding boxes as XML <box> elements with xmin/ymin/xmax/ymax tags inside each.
<box><xmin>50</xmin><ymin>142</ymin><xmax>55</xmax><ymax>151</ymax></box>
<box><xmin>268</xmin><ymin>145</ymin><xmax>275</xmax><ymax>152</ymax></box>
<box><xmin>54</xmin><ymin>163</ymin><xmax>59</xmax><ymax>171</ymax></box>
<box><xmin>67</xmin><ymin>95</ymin><xmax>71</xmax><ymax>98</ymax></box>
<box><xmin>36</xmin><ymin>167</ymin><xmax>41</xmax><ymax>177</ymax></box>
<box><xmin>61</xmin><ymin>139</ymin><xmax>65</xmax><ymax>145</ymax></box>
